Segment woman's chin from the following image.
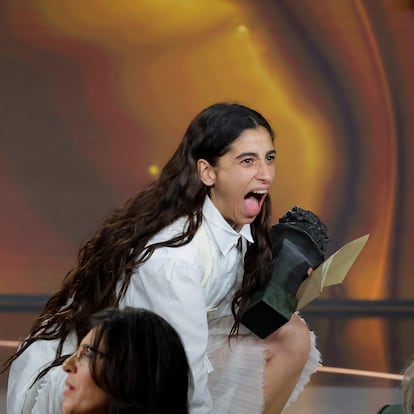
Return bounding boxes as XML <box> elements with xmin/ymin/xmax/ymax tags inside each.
<box><xmin>61</xmin><ymin>400</ymin><xmax>73</xmax><ymax>414</ymax></box>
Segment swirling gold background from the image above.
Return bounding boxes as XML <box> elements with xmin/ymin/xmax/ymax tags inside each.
<box><xmin>1</xmin><ymin>0</ymin><xmax>414</xmax><ymax>375</ymax></box>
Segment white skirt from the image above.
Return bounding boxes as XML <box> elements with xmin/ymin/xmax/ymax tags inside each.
<box><xmin>207</xmin><ymin>314</ymin><xmax>321</xmax><ymax>414</ymax></box>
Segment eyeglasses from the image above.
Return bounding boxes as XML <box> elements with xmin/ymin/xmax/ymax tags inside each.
<box><xmin>73</xmin><ymin>344</ymin><xmax>106</xmax><ymax>365</ymax></box>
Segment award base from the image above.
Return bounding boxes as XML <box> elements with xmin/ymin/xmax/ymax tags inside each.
<box><xmin>241</xmin><ymin>240</ymin><xmax>310</xmax><ymax>338</ymax></box>
<box><xmin>242</xmin><ymin>235</ymin><xmax>322</xmax><ymax>338</ymax></box>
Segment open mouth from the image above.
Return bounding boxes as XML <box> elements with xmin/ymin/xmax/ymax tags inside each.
<box><xmin>243</xmin><ymin>190</ymin><xmax>268</xmax><ymax>215</ymax></box>
<box><xmin>64</xmin><ymin>381</ymin><xmax>75</xmax><ymax>394</ymax></box>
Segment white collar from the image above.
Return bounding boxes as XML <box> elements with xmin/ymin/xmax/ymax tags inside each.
<box><xmin>202</xmin><ymin>196</ymin><xmax>254</xmax><ymax>256</ymax></box>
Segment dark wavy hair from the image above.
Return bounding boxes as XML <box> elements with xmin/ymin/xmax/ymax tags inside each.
<box><xmin>3</xmin><ymin>102</ymin><xmax>274</xmax><ymax>375</ymax></box>
<box><xmin>73</xmin><ymin>307</ymin><xmax>190</xmax><ymax>414</ymax></box>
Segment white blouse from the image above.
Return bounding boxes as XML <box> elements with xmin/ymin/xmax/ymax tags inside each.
<box><xmin>7</xmin><ymin>197</ymin><xmax>253</xmax><ymax>414</ymax></box>
<box><xmin>121</xmin><ymin>196</ymin><xmax>253</xmax><ymax>414</ymax></box>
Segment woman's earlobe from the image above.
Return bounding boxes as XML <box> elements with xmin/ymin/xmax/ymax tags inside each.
<box><xmin>197</xmin><ymin>159</ymin><xmax>216</xmax><ymax>186</ymax></box>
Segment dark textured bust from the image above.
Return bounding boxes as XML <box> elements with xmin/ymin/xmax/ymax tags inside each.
<box><xmin>272</xmin><ymin>206</ymin><xmax>329</xmax><ymax>262</ymax></box>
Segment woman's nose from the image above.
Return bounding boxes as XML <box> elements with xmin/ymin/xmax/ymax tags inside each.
<box><xmin>256</xmin><ymin>162</ymin><xmax>274</xmax><ymax>183</ymax></box>
<box><xmin>62</xmin><ymin>352</ymin><xmax>77</xmax><ymax>373</ymax></box>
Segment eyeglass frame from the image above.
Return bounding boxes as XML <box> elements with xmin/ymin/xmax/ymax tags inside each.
<box><xmin>69</xmin><ymin>344</ymin><xmax>107</xmax><ymax>366</ymax></box>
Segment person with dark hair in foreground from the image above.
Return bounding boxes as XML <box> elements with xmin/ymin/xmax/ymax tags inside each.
<box><xmin>5</xmin><ymin>102</ymin><xmax>320</xmax><ymax>414</ymax></box>
<box><xmin>61</xmin><ymin>307</ymin><xmax>190</xmax><ymax>414</ymax></box>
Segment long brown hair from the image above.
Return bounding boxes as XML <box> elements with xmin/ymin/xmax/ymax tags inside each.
<box><xmin>4</xmin><ymin>102</ymin><xmax>274</xmax><ymax>374</ymax></box>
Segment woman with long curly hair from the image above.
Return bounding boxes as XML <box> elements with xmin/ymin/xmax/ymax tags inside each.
<box><xmin>5</xmin><ymin>102</ymin><xmax>319</xmax><ymax>414</ymax></box>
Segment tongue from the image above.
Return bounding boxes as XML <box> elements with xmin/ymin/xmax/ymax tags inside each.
<box><xmin>244</xmin><ymin>196</ymin><xmax>261</xmax><ymax>216</ymax></box>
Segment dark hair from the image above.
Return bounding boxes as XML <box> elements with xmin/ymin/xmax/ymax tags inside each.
<box><xmin>86</xmin><ymin>307</ymin><xmax>190</xmax><ymax>414</ymax></box>
<box><xmin>3</xmin><ymin>102</ymin><xmax>274</xmax><ymax>373</ymax></box>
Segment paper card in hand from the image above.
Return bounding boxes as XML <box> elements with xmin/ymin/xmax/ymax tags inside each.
<box><xmin>295</xmin><ymin>233</ymin><xmax>369</xmax><ymax>310</ymax></box>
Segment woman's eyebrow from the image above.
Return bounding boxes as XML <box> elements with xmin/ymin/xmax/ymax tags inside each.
<box><xmin>235</xmin><ymin>152</ymin><xmax>258</xmax><ymax>160</ymax></box>
<box><xmin>235</xmin><ymin>149</ymin><xmax>276</xmax><ymax>160</ymax></box>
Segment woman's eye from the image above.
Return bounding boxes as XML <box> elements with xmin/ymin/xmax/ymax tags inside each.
<box><xmin>241</xmin><ymin>158</ymin><xmax>254</xmax><ymax>165</ymax></box>
<box><xmin>85</xmin><ymin>348</ymin><xmax>95</xmax><ymax>358</ymax></box>
<box><xmin>80</xmin><ymin>347</ymin><xmax>94</xmax><ymax>359</ymax></box>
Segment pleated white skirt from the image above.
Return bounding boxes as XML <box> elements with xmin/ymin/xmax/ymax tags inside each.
<box><xmin>207</xmin><ymin>314</ymin><xmax>321</xmax><ymax>414</ymax></box>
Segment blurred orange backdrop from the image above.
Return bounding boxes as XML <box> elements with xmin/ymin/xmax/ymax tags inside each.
<box><xmin>1</xmin><ymin>0</ymin><xmax>413</xmax><ymax>305</ymax></box>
